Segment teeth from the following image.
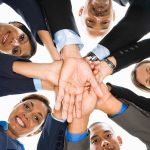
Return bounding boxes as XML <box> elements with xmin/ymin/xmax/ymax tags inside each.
<box><xmin>2</xmin><ymin>32</ymin><xmax>9</xmax><ymax>44</ymax></box>
<box><xmin>16</xmin><ymin>117</ymin><xmax>25</xmax><ymax>128</ymax></box>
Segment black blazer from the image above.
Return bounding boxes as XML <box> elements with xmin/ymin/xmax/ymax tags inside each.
<box><xmin>108</xmin><ymin>83</ymin><xmax>150</xmax><ymax>112</ymax></box>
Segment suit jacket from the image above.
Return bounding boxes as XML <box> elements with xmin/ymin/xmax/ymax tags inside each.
<box><xmin>100</xmin><ymin>0</ymin><xmax>150</xmax><ymax>56</ymax></box>
<box><xmin>65</xmin><ymin>100</ymin><xmax>150</xmax><ymax>150</ymax></box>
<box><xmin>0</xmin><ymin>53</ymin><xmax>36</xmax><ymax>96</ymax></box>
<box><xmin>38</xmin><ymin>0</ymin><xmax>79</xmax><ymax>37</ymax></box>
<box><xmin>109</xmin><ymin>83</ymin><xmax>150</xmax><ymax>112</ymax></box>
<box><xmin>37</xmin><ymin>113</ymin><xmax>67</xmax><ymax>150</ymax></box>
<box><xmin>2</xmin><ymin>0</ymin><xmax>47</xmax><ymax>44</ymax></box>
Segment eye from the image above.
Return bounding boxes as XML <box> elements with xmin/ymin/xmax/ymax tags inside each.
<box><xmin>23</xmin><ymin>103</ymin><xmax>31</xmax><ymax>111</ymax></box>
<box><xmin>19</xmin><ymin>34</ymin><xmax>25</xmax><ymax>42</ymax></box>
<box><xmin>105</xmin><ymin>133</ymin><xmax>112</xmax><ymax>139</ymax></box>
<box><xmin>12</xmin><ymin>46</ymin><xmax>21</xmax><ymax>55</ymax></box>
<box><xmin>86</xmin><ymin>19</ymin><xmax>95</xmax><ymax>27</ymax></box>
<box><xmin>33</xmin><ymin>114</ymin><xmax>41</xmax><ymax>123</ymax></box>
<box><xmin>91</xmin><ymin>137</ymin><xmax>100</xmax><ymax>145</ymax></box>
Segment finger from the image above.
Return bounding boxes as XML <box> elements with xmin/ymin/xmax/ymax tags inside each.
<box><xmin>67</xmin><ymin>94</ymin><xmax>75</xmax><ymax>123</ymax></box>
<box><xmin>89</xmin><ymin>75</ymin><xmax>103</xmax><ymax>98</ymax></box>
<box><xmin>75</xmin><ymin>93</ymin><xmax>83</xmax><ymax>118</ymax></box>
<box><xmin>55</xmin><ymin>83</ymin><xmax>65</xmax><ymax>110</ymax></box>
<box><xmin>62</xmin><ymin>93</ymin><xmax>70</xmax><ymax>120</ymax></box>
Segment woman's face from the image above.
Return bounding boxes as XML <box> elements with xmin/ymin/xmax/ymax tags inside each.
<box><xmin>136</xmin><ymin>62</ymin><xmax>150</xmax><ymax>89</ymax></box>
<box><xmin>8</xmin><ymin>99</ymin><xmax>48</xmax><ymax>138</ymax></box>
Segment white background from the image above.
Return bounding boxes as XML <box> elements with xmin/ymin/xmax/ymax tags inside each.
<box><xmin>0</xmin><ymin>1</ymin><xmax>149</xmax><ymax>150</ymax></box>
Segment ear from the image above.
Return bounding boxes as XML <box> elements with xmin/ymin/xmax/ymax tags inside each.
<box><xmin>113</xmin><ymin>10</ymin><xmax>115</xmax><ymax>21</ymax></box>
<box><xmin>117</xmin><ymin>136</ymin><xmax>123</xmax><ymax>145</ymax></box>
<box><xmin>79</xmin><ymin>6</ymin><xmax>84</xmax><ymax>16</ymax></box>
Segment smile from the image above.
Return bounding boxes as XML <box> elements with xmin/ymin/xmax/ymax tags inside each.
<box><xmin>15</xmin><ymin>116</ymin><xmax>26</xmax><ymax>128</ymax></box>
<box><xmin>2</xmin><ymin>31</ymin><xmax>10</xmax><ymax>45</ymax></box>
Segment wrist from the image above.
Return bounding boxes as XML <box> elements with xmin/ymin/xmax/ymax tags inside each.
<box><xmin>61</xmin><ymin>44</ymin><xmax>81</xmax><ymax>59</ymax></box>
<box><xmin>68</xmin><ymin>116</ymin><xmax>89</xmax><ymax>134</ymax></box>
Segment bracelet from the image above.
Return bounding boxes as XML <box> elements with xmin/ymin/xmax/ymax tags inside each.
<box><xmin>103</xmin><ymin>58</ymin><xmax>116</xmax><ymax>72</ymax></box>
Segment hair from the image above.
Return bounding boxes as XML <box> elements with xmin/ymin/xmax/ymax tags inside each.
<box><xmin>131</xmin><ymin>60</ymin><xmax>150</xmax><ymax>92</ymax></box>
<box><xmin>89</xmin><ymin>121</ymin><xmax>114</xmax><ymax>131</ymax></box>
<box><xmin>9</xmin><ymin>21</ymin><xmax>37</xmax><ymax>59</ymax></box>
<box><xmin>21</xmin><ymin>94</ymin><xmax>51</xmax><ymax>133</ymax></box>
<box><xmin>88</xmin><ymin>0</ymin><xmax>112</xmax><ymax>17</ymax></box>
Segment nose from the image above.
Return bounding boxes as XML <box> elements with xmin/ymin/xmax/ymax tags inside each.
<box><xmin>21</xmin><ymin>113</ymin><xmax>29</xmax><ymax>121</ymax></box>
<box><xmin>11</xmin><ymin>39</ymin><xmax>19</xmax><ymax>46</ymax></box>
<box><xmin>101</xmin><ymin>140</ymin><xmax>110</xmax><ymax>149</ymax></box>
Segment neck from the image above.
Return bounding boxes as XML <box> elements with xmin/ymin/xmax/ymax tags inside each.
<box><xmin>6</xmin><ymin>124</ymin><xmax>18</xmax><ymax>139</ymax></box>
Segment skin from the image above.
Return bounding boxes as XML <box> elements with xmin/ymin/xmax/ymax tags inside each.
<box><xmin>79</xmin><ymin>0</ymin><xmax>114</xmax><ymax>37</ymax></box>
<box><xmin>90</xmin><ymin>123</ymin><xmax>122</xmax><ymax>150</ymax></box>
<box><xmin>0</xmin><ymin>23</ymin><xmax>31</xmax><ymax>57</ymax></box>
<box><xmin>136</xmin><ymin>62</ymin><xmax>150</xmax><ymax>89</ymax></box>
<box><xmin>7</xmin><ymin>99</ymin><xmax>48</xmax><ymax>139</ymax></box>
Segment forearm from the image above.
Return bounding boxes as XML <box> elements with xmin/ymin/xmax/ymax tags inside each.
<box><xmin>12</xmin><ymin>60</ymin><xmax>63</xmax><ymax>86</ymax></box>
<box><xmin>38</xmin><ymin>30</ymin><xmax>61</xmax><ymax>60</ymax></box>
<box><xmin>97</xmin><ymin>94</ymin><xmax>122</xmax><ymax>116</ymax></box>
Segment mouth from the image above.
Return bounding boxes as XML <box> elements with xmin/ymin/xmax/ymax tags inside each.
<box><xmin>2</xmin><ymin>31</ymin><xmax>10</xmax><ymax>45</ymax></box>
<box><xmin>15</xmin><ymin>116</ymin><xmax>26</xmax><ymax>128</ymax></box>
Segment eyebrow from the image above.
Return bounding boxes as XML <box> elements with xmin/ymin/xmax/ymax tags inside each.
<box><xmin>91</xmin><ymin>135</ymin><xmax>99</xmax><ymax>140</ymax></box>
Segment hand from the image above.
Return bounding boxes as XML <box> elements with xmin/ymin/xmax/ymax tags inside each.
<box><xmin>55</xmin><ymin>58</ymin><xmax>102</xmax><ymax>121</ymax></box>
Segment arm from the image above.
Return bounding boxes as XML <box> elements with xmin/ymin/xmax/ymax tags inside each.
<box><xmin>88</xmin><ymin>39</ymin><xmax>150</xmax><ymax>82</ymax></box>
<box><xmin>37</xmin><ymin>111</ymin><xmax>67</xmax><ymax>150</ymax></box>
<box><xmin>95</xmin><ymin>83</ymin><xmax>150</xmax><ymax>149</ymax></box>
<box><xmin>108</xmin><ymin>83</ymin><xmax>150</xmax><ymax>112</ymax></box>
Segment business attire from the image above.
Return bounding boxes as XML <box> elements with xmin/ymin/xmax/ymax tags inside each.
<box><xmin>0</xmin><ymin>0</ymin><xmax>47</xmax><ymax>44</ymax></box>
<box><xmin>0</xmin><ymin>53</ymin><xmax>37</xmax><ymax>96</ymax></box>
<box><xmin>65</xmin><ymin>100</ymin><xmax>150</xmax><ymax>150</ymax></box>
<box><xmin>37</xmin><ymin>114</ymin><xmax>67</xmax><ymax>150</ymax></box>
<box><xmin>0</xmin><ymin>121</ymin><xmax>25</xmax><ymax>150</ymax></box>
<box><xmin>100</xmin><ymin>0</ymin><xmax>150</xmax><ymax>54</ymax></box>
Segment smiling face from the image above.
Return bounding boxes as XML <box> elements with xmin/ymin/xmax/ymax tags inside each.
<box><xmin>8</xmin><ymin>99</ymin><xmax>48</xmax><ymax>138</ymax></box>
<box><xmin>90</xmin><ymin>123</ymin><xmax>122</xmax><ymax>150</ymax></box>
<box><xmin>0</xmin><ymin>23</ymin><xmax>31</xmax><ymax>57</ymax></box>
<box><xmin>79</xmin><ymin>0</ymin><xmax>114</xmax><ymax>37</ymax></box>
<box><xmin>136</xmin><ymin>62</ymin><xmax>150</xmax><ymax>89</ymax></box>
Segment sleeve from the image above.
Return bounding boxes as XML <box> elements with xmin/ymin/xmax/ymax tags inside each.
<box><xmin>38</xmin><ymin>0</ymin><xmax>79</xmax><ymax>37</ymax></box>
<box><xmin>0</xmin><ymin>53</ymin><xmax>36</xmax><ymax>96</ymax></box>
<box><xmin>37</xmin><ymin>114</ymin><xmax>67</xmax><ymax>150</ymax></box>
<box><xmin>4</xmin><ymin>0</ymin><xmax>47</xmax><ymax>44</ymax></box>
<box><xmin>111</xmin><ymin>104</ymin><xmax>150</xmax><ymax>149</ymax></box>
<box><xmin>112</xmin><ymin>39</ymin><xmax>150</xmax><ymax>72</ymax></box>
<box><xmin>108</xmin><ymin>83</ymin><xmax>150</xmax><ymax>112</ymax></box>
<box><xmin>113</xmin><ymin>0</ymin><xmax>129</xmax><ymax>6</ymax></box>
<box><xmin>64</xmin><ymin>134</ymin><xmax>90</xmax><ymax>150</ymax></box>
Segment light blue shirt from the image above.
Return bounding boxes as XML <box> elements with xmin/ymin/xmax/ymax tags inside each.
<box><xmin>54</xmin><ymin>29</ymin><xmax>110</xmax><ymax>59</ymax></box>
<box><xmin>54</xmin><ymin>29</ymin><xmax>83</xmax><ymax>53</ymax></box>
<box><xmin>33</xmin><ymin>78</ymin><xmax>42</xmax><ymax>90</ymax></box>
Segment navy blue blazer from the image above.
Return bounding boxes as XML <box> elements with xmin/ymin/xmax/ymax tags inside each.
<box><xmin>37</xmin><ymin>114</ymin><xmax>67</xmax><ymax>150</ymax></box>
<box><xmin>0</xmin><ymin>0</ymin><xmax>47</xmax><ymax>44</ymax></box>
<box><xmin>0</xmin><ymin>53</ymin><xmax>36</xmax><ymax>96</ymax></box>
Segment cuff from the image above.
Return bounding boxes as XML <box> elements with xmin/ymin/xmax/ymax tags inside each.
<box><xmin>33</xmin><ymin>78</ymin><xmax>42</xmax><ymax>90</ymax></box>
<box><xmin>51</xmin><ymin>113</ymin><xmax>66</xmax><ymax>123</ymax></box>
<box><xmin>110</xmin><ymin>102</ymin><xmax>128</xmax><ymax>118</ymax></box>
<box><xmin>66</xmin><ymin>129</ymin><xmax>89</xmax><ymax>142</ymax></box>
<box><xmin>54</xmin><ymin>29</ymin><xmax>83</xmax><ymax>53</ymax></box>
<box><xmin>92</xmin><ymin>44</ymin><xmax>110</xmax><ymax>60</ymax></box>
